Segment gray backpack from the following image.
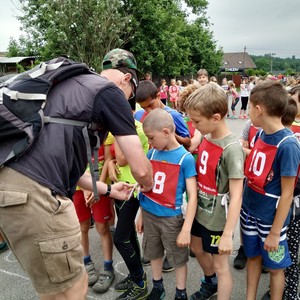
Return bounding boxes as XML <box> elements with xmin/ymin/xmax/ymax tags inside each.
<box><xmin>0</xmin><ymin>57</ymin><xmax>101</xmax><ymax>200</ymax></box>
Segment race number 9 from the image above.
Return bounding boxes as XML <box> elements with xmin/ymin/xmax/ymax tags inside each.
<box><xmin>199</xmin><ymin>151</ymin><xmax>209</xmax><ymax>175</ymax></box>
<box><xmin>248</xmin><ymin>149</ymin><xmax>266</xmax><ymax>176</ymax></box>
<box><xmin>152</xmin><ymin>171</ymin><xmax>166</xmax><ymax>194</ymax></box>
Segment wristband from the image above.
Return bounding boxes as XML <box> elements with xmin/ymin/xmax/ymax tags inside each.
<box><xmin>104</xmin><ymin>184</ymin><xmax>111</xmax><ymax>197</ymax></box>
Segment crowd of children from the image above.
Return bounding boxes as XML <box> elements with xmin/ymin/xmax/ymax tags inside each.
<box><xmin>2</xmin><ymin>71</ymin><xmax>299</xmax><ymax>300</ymax></box>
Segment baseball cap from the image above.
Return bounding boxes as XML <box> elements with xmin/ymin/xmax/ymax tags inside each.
<box><xmin>102</xmin><ymin>48</ymin><xmax>144</xmax><ymax>86</ymax></box>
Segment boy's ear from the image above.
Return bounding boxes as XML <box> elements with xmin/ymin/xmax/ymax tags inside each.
<box><xmin>162</xmin><ymin>127</ymin><xmax>170</xmax><ymax>136</ymax></box>
<box><xmin>212</xmin><ymin>113</ymin><xmax>222</xmax><ymax>121</ymax></box>
<box><xmin>156</xmin><ymin>92</ymin><xmax>160</xmax><ymax>100</ymax></box>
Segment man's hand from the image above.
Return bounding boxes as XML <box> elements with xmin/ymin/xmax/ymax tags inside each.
<box><xmin>110</xmin><ymin>182</ymin><xmax>134</xmax><ymax>200</ymax></box>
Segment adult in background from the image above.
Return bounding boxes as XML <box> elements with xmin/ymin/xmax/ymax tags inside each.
<box><xmin>0</xmin><ymin>49</ymin><xmax>153</xmax><ymax>300</ymax></box>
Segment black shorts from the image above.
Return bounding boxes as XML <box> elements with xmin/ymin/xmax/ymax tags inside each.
<box><xmin>191</xmin><ymin>218</ymin><xmax>223</xmax><ymax>254</ymax></box>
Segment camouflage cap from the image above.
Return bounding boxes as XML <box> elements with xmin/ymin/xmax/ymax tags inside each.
<box><xmin>102</xmin><ymin>48</ymin><xmax>144</xmax><ymax>79</ymax></box>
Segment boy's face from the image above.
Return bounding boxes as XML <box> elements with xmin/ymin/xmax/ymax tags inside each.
<box><xmin>248</xmin><ymin>102</ymin><xmax>261</xmax><ymax>127</ymax></box>
<box><xmin>187</xmin><ymin>110</ymin><xmax>215</xmax><ymax>135</ymax></box>
<box><xmin>197</xmin><ymin>75</ymin><xmax>208</xmax><ymax>86</ymax></box>
<box><xmin>291</xmin><ymin>92</ymin><xmax>300</xmax><ymax>117</ymax></box>
<box><xmin>143</xmin><ymin>127</ymin><xmax>169</xmax><ymax>151</ymax></box>
<box><xmin>139</xmin><ymin>97</ymin><xmax>160</xmax><ymax>112</ymax></box>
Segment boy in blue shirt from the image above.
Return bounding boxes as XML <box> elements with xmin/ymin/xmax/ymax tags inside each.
<box><xmin>137</xmin><ymin>108</ymin><xmax>197</xmax><ymax>300</ymax></box>
<box><xmin>241</xmin><ymin>81</ymin><xmax>300</xmax><ymax>300</ymax></box>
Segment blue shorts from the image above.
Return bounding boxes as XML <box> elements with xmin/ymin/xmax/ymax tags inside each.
<box><xmin>240</xmin><ymin>208</ymin><xmax>291</xmax><ymax>269</ymax></box>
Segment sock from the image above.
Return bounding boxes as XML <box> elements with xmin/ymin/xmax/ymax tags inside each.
<box><xmin>83</xmin><ymin>255</ymin><xmax>92</xmax><ymax>265</ymax></box>
<box><xmin>104</xmin><ymin>260</ymin><xmax>113</xmax><ymax>271</ymax></box>
<box><xmin>132</xmin><ymin>268</ymin><xmax>145</xmax><ymax>288</ymax></box>
<box><xmin>204</xmin><ymin>273</ymin><xmax>217</xmax><ymax>285</ymax></box>
<box><xmin>153</xmin><ymin>278</ymin><xmax>164</xmax><ymax>290</ymax></box>
<box><xmin>175</xmin><ymin>287</ymin><xmax>187</xmax><ymax>297</ymax></box>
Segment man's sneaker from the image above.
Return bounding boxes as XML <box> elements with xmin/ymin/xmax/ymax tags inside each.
<box><xmin>115</xmin><ymin>273</ymin><xmax>147</xmax><ymax>292</ymax></box>
<box><xmin>261</xmin><ymin>290</ymin><xmax>270</xmax><ymax>300</ymax></box>
<box><xmin>116</xmin><ymin>281</ymin><xmax>148</xmax><ymax>300</ymax></box>
<box><xmin>162</xmin><ymin>257</ymin><xmax>174</xmax><ymax>273</ymax></box>
<box><xmin>190</xmin><ymin>281</ymin><xmax>218</xmax><ymax>300</ymax></box>
<box><xmin>85</xmin><ymin>261</ymin><xmax>99</xmax><ymax>286</ymax></box>
<box><xmin>141</xmin><ymin>257</ymin><xmax>151</xmax><ymax>266</ymax></box>
<box><xmin>147</xmin><ymin>286</ymin><xmax>165</xmax><ymax>299</ymax></box>
<box><xmin>0</xmin><ymin>242</ymin><xmax>9</xmax><ymax>253</ymax></box>
<box><xmin>92</xmin><ymin>269</ymin><xmax>115</xmax><ymax>293</ymax></box>
<box><xmin>233</xmin><ymin>246</ymin><xmax>247</xmax><ymax>269</ymax></box>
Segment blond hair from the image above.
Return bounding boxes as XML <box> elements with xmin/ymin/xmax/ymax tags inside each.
<box><xmin>178</xmin><ymin>84</ymin><xmax>200</xmax><ymax>112</ymax></box>
<box><xmin>183</xmin><ymin>83</ymin><xmax>228</xmax><ymax>118</ymax></box>
<box><xmin>143</xmin><ymin>108</ymin><xmax>175</xmax><ymax>132</ymax></box>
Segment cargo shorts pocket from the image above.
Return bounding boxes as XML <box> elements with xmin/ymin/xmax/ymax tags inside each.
<box><xmin>0</xmin><ymin>190</ymin><xmax>28</xmax><ymax>207</ymax></box>
<box><xmin>39</xmin><ymin>233</ymin><xmax>83</xmax><ymax>283</ymax></box>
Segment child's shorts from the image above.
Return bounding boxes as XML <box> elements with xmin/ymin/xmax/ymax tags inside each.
<box><xmin>142</xmin><ymin>209</ymin><xmax>188</xmax><ymax>268</ymax></box>
<box><xmin>191</xmin><ymin>218</ymin><xmax>223</xmax><ymax>254</ymax></box>
<box><xmin>240</xmin><ymin>208</ymin><xmax>291</xmax><ymax>269</ymax></box>
<box><xmin>0</xmin><ymin>167</ymin><xmax>85</xmax><ymax>295</ymax></box>
<box><xmin>73</xmin><ymin>190</ymin><xmax>112</xmax><ymax>223</ymax></box>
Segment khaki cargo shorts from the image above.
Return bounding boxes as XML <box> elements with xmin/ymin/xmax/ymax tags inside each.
<box><xmin>0</xmin><ymin>167</ymin><xmax>84</xmax><ymax>295</ymax></box>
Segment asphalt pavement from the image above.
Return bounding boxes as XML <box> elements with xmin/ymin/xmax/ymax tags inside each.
<box><xmin>0</xmin><ymin>115</ymin><xmax>271</xmax><ymax>300</ymax></box>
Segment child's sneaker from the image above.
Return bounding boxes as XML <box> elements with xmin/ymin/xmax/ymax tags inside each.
<box><xmin>116</xmin><ymin>281</ymin><xmax>148</xmax><ymax>300</ymax></box>
<box><xmin>162</xmin><ymin>257</ymin><xmax>174</xmax><ymax>273</ymax></box>
<box><xmin>141</xmin><ymin>256</ymin><xmax>151</xmax><ymax>266</ymax></box>
<box><xmin>233</xmin><ymin>246</ymin><xmax>247</xmax><ymax>269</ymax></box>
<box><xmin>85</xmin><ymin>261</ymin><xmax>99</xmax><ymax>286</ymax></box>
<box><xmin>190</xmin><ymin>281</ymin><xmax>217</xmax><ymax>300</ymax></box>
<box><xmin>92</xmin><ymin>269</ymin><xmax>115</xmax><ymax>293</ymax></box>
<box><xmin>115</xmin><ymin>275</ymin><xmax>133</xmax><ymax>292</ymax></box>
<box><xmin>174</xmin><ymin>292</ymin><xmax>187</xmax><ymax>299</ymax></box>
<box><xmin>147</xmin><ymin>286</ymin><xmax>165</xmax><ymax>299</ymax></box>
<box><xmin>0</xmin><ymin>241</ymin><xmax>9</xmax><ymax>253</ymax></box>
<box><xmin>115</xmin><ymin>273</ymin><xmax>147</xmax><ymax>292</ymax></box>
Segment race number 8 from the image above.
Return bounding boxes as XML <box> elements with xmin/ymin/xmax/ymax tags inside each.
<box><xmin>153</xmin><ymin>171</ymin><xmax>166</xmax><ymax>194</ymax></box>
<box><xmin>249</xmin><ymin>149</ymin><xmax>266</xmax><ymax>176</ymax></box>
<box><xmin>199</xmin><ymin>151</ymin><xmax>209</xmax><ymax>175</ymax></box>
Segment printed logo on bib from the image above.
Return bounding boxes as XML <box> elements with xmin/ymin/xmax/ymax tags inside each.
<box><xmin>268</xmin><ymin>245</ymin><xmax>285</xmax><ymax>263</ymax></box>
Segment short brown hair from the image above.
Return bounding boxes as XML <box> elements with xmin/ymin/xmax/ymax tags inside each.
<box><xmin>197</xmin><ymin>69</ymin><xmax>208</xmax><ymax>78</ymax></box>
<box><xmin>289</xmin><ymin>85</ymin><xmax>300</xmax><ymax>103</ymax></box>
<box><xmin>281</xmin><ymin>97</ymin><xmax>298</xmax><ymax>127</ymax></box>
<box><xmin>178</xmin><ymin>84</ymin><xmax>200</xmax><ymax>112</ymax></box>
<box><xmin>183</xmin><ymin>83</ymin><xmax>228</xmax><ymax>118</ymax></box>
<box><xmin>136</xmin><ymin>80</ymin><xmax>158</xmax><ymax>103</ymax></box>
<box><xmin>250</xmin><ymin>81</ymin><xmax>288</xmax><ymax>117</ymax></box>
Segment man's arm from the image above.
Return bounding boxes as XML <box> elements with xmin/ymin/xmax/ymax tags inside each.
<box><xmin>115</xmin><ymin>135</ymin><xmax>153</xmax><ymax>192</ymax></box>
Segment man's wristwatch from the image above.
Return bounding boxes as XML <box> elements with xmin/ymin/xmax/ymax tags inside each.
<box><xmin>104</xmin><ymin>184</ymin><xmax>111</xmax><ymax>197</ymax></box>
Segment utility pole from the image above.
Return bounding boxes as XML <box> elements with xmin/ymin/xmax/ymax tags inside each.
<box><xmin>269</xmin><ymin>53</ymin><xmax>276</xmax><ymax>73</ymax></box>
<box><xmin>242</xmin><ymin>46</ymin><xmax>246</xmax><ymax>76</ymax></box>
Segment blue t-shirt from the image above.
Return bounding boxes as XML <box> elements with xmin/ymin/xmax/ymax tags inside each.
<box><xmin>242</xmin><ymin>128</ymin><xmax>300</xmax><ymax>224</ymax></box>
<box><xmin>134</xmin><ymin>107</ymin><xmax>190</xmax><ymax>138</ymax></box>
<box><xmin>139</xmin><ymin>145</ymin><xmax>196</xmax><ymax>217</ymax></box>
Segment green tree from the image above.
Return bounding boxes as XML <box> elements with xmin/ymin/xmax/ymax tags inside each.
<box><xmin>7</xmin><ymin>37</ymin><xmax>24</xmax><ymax>57</ymax></box>
<box><xmin>18</xmin><ymin>0</ymin><xmax>131</xmax><ymax>71</ymax></box>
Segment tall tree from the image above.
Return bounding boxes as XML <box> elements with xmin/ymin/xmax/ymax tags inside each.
<box><xmin>18</xmin><ymin>0</ymin><xmax>131</xmax><ymax>71</ymax></box>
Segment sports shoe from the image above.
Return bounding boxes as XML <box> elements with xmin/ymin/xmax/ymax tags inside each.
<box><xmin>233</xmin><ymin>246</ymin><xmax>247</xmax><ymax>269</ymax></box>
<box><xmin>115</xmin><ymin>273</ymin><xmax>147</xmax><ymax>292</ymax></box>
<box><xmin>141</xmin><ymin>256</ymin><xmax>151</xmax><ymax>266</ymax></box>
<box><xmin>116</xmin><ymin>281</ymin><xmax>148</xmax><ymax>300</ymax></box>
<box><xmin>189</xmin><ymin>249</ymin><xmax>196</xmax><ymax>258</ymax></box>
<box><xmin>162</xmin><ymin>257</ymin><xmax>174</xmax><ymax>273</ymax></box>
<box><xmin>92</xmin><ymin>269</ymin><xmax>115</xmax><ymax>293</ymax></box>
<box><xmin>261</xmin><ymin>290</ymin><xmax>270</xmax><ymax>300</ymax></box>
<box><xmin>262</xmin><ymin>266</ymin><xmax>269</xmax><ymax>274</ymax></box>
<box><xmin>0</xmin><ymin>242</ymin><xmax>9</xmax><ymax>253</ymax></box>
<box><xmin>174</xmin><ymin>292</ymin><xmax>187</xmax><ymax>299</ymax></box>
<box><xmin>147</xmin><ymin>286</ymin><xmax>165</xmax><ymax>299</ymax></box>
<box><xmin>85</xmin><ymin>261</ymin><xmax>99</xmax><ymax>286</ymax></box>
<box><xmin>190</xmin><ymin>281</ymin><xmax>218</xmax><ymax>300</ymax></box>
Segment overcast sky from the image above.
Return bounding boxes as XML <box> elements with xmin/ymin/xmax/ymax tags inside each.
<box><xmin>0</xmin><ymin>0</ymin><xmax>299</xmax><ymax>58</ymax></box>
